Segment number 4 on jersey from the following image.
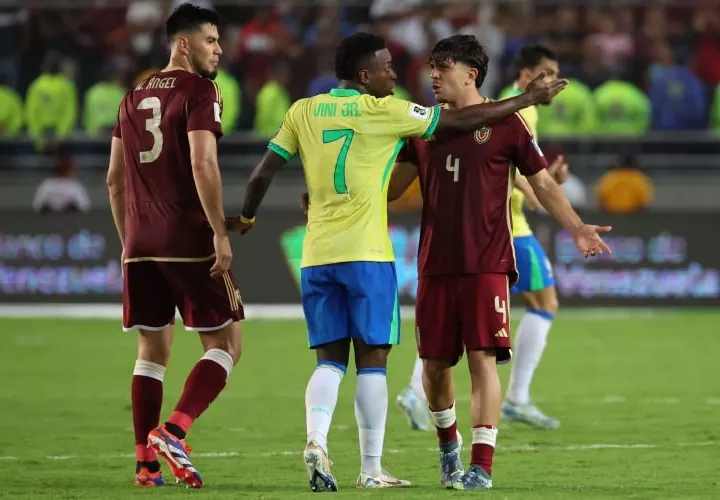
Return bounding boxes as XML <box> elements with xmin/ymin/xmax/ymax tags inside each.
<box><xmin>446</xmin><ymin>154</ymin><xmax>460</xmax><ymax>182</ymax></box>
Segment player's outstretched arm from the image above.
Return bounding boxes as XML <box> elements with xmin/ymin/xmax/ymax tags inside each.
<box><xmin>107</xmin><ymin>137</ymin><xmax>126</xmax><ymax>246</ymax></box>
<box><xmin>435</xmin><ymin>73</ymin><xmax>568</xmax><ymax>133</ymax></box>
<box><xmin>527</xmin><ymin>169</ymin><xmax>612</xmax><ymax>257</ymax></box>
<box><xmin>387</xmin><ymin>161</ymin><xmax>419</xmax><ymax>202</ymax></box>
<box><xmin>514</xmin><ymin>175</ymin><xmax>541</xmax><ymax>211</ymax></box>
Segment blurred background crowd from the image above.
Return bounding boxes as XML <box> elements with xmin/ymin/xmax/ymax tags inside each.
<box><xmin>1</xmin><ymin>0</ymin><xmax>719</xmax><ymax>216</ymax></box>
<box><xmin>2</xmin><ymin>0</ymin><xmax>720</xmax><ymax>143</ymax></box>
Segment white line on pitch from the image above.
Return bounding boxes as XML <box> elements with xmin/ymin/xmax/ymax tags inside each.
<box><xmin>1</xmin><ymin>441</ymin><xmax>715</xmax><ymax>463</ymax></box>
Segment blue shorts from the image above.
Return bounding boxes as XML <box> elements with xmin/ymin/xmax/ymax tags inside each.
<box><xmin>301</xmin><ymin>262</ymin><xmax>400</xmax><ymax>349</ymax></box>
<box><xmin>511</xmin><ymin>235</ymin><xmax>555</xmax><ymax>293</ymax></box>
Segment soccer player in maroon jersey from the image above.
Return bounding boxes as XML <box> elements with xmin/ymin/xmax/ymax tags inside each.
<box><xmin>386</xmin><ymin>35</ymin><xmax>612</xmax><ymax>490</ymax></box>
<box><xmin>106</xmin><ymin>4</ymin><xmax>242</xmax><ymax>489</ymax></box>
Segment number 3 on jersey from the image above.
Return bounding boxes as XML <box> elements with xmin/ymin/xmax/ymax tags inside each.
<box><xmin>138</xmin><ymin>97</ymin><xmax>163</xmax><ymax>163</ymax></box>
<box><xmin>323</xmin><ymin>129</ymin><xmax>355</xmax><ymax>194</ymax></box>
<box><xmin>446</xmin><ymin>154</ymin><xmax>460</xmax><ymax>182</ymax></box>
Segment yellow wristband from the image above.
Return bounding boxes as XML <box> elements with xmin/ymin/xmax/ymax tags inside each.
<box><xmin>240</xmin><ymin>214</ymin><xmax>255</xmax><ymax>224</ymax></box>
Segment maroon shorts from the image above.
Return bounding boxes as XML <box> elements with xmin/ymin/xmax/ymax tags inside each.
<box><xmin>122</xmin><ymin>260</ymin><xmax>244</xmax><ymax>332</ymax></box>
<box><xmin>415</xmin><ymin>273</ymin><xmax>511</xmax><ymax>365</ymax></box>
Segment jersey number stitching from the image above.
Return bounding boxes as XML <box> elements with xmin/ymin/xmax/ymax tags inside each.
<box><xmin>138</xmin><ymin>97</ymin><xmax>163</xmax><ymax>163</ymax></box>
<box><xmin>446</xmin><ymin>154</ymin><xmax>460</xmax><ymax>182</ymax></box>
<box><xmin>322</xmin><ymin>128</ymin><xmax>354</xmax><ymax>194</ymax></box>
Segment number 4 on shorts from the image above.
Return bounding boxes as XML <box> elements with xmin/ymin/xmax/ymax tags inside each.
<box><xmin>494</xmin><ymin>295</ymin><xmax>508</xmax><ymax>324</ymax></box>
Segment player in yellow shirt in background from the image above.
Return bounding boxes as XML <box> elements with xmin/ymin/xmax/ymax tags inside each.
<box><xmin>226</xmin><ymin>33</ymin><xmax>565</xmax><ymax>491</ymax></box>
<box><xmin>498</xmin><ymin>45</ymin><xmax>570</xmax><ymax>429</ymax></box>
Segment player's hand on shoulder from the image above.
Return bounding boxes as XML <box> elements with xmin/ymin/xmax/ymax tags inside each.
<box><xmin>572</xmin><ymin>224</ymin><xmax>612</xmax><ymax>258</ymax></box>
<box><xmin>300</xmin><ymin>192</ymin><xmax>309</xmax><ymax>217</ymax></box>
<box><xmin>210</xmin><ymin>234</ymin><xmax>232</xmax><ymax>278</ymax></box>
<box><xmin>525</xmin><ymin>72</ymin><xmax>569</xmax><ymax>105</ymax></box>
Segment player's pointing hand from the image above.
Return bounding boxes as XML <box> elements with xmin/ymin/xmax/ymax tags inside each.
<box><xmin>525</xmin><ymin>72</ymin><xmax>568</xmax><ymax>105</ymax></box>
<box><xmin>210</xmin><ymin>234</ymin><xmax>232</xmax><ymax>278</ymax></box>
<box><xmin>572</xmin><ymin>224</ymin><xmax>613</xmax><ymax>258</ymax></box>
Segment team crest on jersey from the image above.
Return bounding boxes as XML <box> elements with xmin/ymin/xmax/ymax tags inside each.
<box><xmin>474</xmin><ymin>127</ymin><xmax>491</xmax><ymax>144</ymax></box>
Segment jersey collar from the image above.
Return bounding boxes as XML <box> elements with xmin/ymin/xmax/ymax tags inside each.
<box><xmin>329</xmin><ymin>88</ymin><xmax>362</xmax><ymax>97</ymax></box>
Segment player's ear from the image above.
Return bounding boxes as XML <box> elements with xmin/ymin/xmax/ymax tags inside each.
<box><xmin>176</xmin><ymin>35</ymin><xmax>190</xmax><ymax>55</ymax></box>
<box><xmin>468</xmin><ymin>68</ymin><xmax>479</xmax><ymax>87</ymax></box>
<box><xmin>357</xmin><ymin>69</ymin><xmax>370</xmax><ymax>86</ymax></box>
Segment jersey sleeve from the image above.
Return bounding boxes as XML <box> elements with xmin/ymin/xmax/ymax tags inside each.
<box><xmin>396</xmin><ymin>138</ymin><xmax>420</xmax><ymax>165</ymax></box>
<box><xmin>186</xmin><ymin>78</ymin><xmax>223</xmax><ymax>138</ymax></box>
<box><xmin>267</xmin><ymin>102</ymin><xmax>299</xmax><ymax>161</ymax></box>
<box><xmin>112</xmin><ymin>93</ymin><xmax>128</xmax><ymax>138</ymax></box>
<box><xmin>380</xmin><ymin>97</ymin><xmax>440</xmax><ymax>140</ymax></box>
<box><xmin>510</xmin><ymin>114</ymin><xmax>548</xmax><ymax>177</ymax></box>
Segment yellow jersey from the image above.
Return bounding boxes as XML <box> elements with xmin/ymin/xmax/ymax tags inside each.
<box><xmin>503</xmin><ymin>87</ymin><xmax>539</xmax><ymax>237</ymax></box>
<box><xmin>268</xmin><ymin>88</ymin><xmax>440</xmax><ymax>268</ymax></box>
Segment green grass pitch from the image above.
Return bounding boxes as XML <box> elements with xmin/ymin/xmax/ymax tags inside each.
<box><xmin>0</xmin><ymin>311</ymin><xmax>719</xmax><ymax>498</ymax></box>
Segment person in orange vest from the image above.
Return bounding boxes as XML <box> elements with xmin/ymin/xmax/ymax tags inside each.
<box><xmin>596</xmin><ymin>155</ymin><xmax>653</xmax><ymax>213</ymax></box>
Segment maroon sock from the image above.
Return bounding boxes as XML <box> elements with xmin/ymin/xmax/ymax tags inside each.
<box><xmin>131</xmin><ymin>375</ymin><xmax>163</xmax><ymax>462</ymax></box>
<box><xmin>470</xmin><ymin>425</ymin><xmax>497</xmax><ymax>476</ymax></box>
<box><xmin>436</xmin><ymin>420</ymin><xmax>458</xmax><ymax>446</ymax></box>
<box><xmin>168</xmin><ymin>359</ymin><xmax>228</xmax><ymax>435</ymax></box>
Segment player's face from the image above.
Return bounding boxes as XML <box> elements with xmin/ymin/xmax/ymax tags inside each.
<box><xmin>363</xmin><ymin>48</ymin><xmax>396</xmax><ymax>98</ymax></box>
<box><xmin>525</xmin><ymin>57</ymin><xmax>560</xmax><ymax>105</ymax></box>
<box><xmin>188</xmin><ymin>23</ymin><xmax>222</xmax><ymax>80</ymax></box>
<box><xmin>430</xmin><ymin>59</ymin><xmax>477</xmax><ymax>105</ymax></box>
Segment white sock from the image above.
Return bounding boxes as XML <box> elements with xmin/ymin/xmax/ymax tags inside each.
<box><xmin>355</xmin><ymin>368</ymin><xmax>388</xmax><ymax>475</ymax></box>
<box><xmin>507</xmin><ymin>308</ymin><xmax>554</xmax><ymax>405</ymax></box>
<box><xmin>409</xmin><ymin>356</ymin><xmax>427</xmax><ymax>401</ymax></box>
<box><xmin>429</xmin><ymin>402</ymin><xmax>456</xmax><ymax>429</ymax></box>
<box><xmin>472</xmin><ymin>426</ymin><xmax>498</xmax><ymax>447</ymax></box>
<box><xmin>202</xmin><ymin>348</ymin><xmax>234</xmax><ymax>378</ymax></box>
<box><xmin>133</xmin><ymin>360</ymin><xmax>166</xmax><ymax>381</ymax></box>
<box><xmin>305</xmin><ymin>362</ymin><xmax>345</xmax><ymax>454</ymax></box>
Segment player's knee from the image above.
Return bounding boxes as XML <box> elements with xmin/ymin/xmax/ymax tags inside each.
<box><xmin>467</xmin><ymin>350</ymin><xmax>497</xmax><ymax>379</ymax></box>
<box><xmin>137</xmin><ymin>335</ymin><xmax>172</xmax><ymax>366</ymax></box>
<box><xmin>538</xmin><ymin>289</ymin><xmax>559</xmax><ymax>316</ymax></box>
<box><xmin>423</xmin><ymin>358</ymin><xmax>452</xmax><ymax>383</ymax></box>
<box><xmin>200</xmin><ymin>326</ymin><xmax>242</xmax><ymax>365</ymax></box>
<box><xmin>353</xmin><ymin>341</ymin><xmax>390</xmax><ymax>370</ymax></box>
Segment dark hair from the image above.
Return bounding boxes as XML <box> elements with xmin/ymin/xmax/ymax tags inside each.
<box><xmin>334</xmin><ymin>32</ymin><xmax>386</xmax><ymax>81</ymax></box>
<box><xmin>512</xmin><ymin>44</ymin><xmax>557</xmax><ymax>76</ymax></box>
<box><xmin>430</xmin><ymin>35</ymin><xmax>489</xmax><ymax>89</ymax></box>
<box><xmin>166</xmin><ymin>3</ymin><xmax>220</xmax><ymax>42</ymax></box>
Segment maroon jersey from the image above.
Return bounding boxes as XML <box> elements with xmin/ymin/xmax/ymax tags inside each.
<box><xmin>400</xmin><ymin>112</ymin><xmax>547</xmax><ymax>283</ymax></box>
<box><xmin>113</xmin><ymin>70</ymin><xmax>223</xmax><ymax>260</ymax></box>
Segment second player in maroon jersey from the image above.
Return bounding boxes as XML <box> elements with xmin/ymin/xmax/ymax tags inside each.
<box><xmin>386</xmin><ymin>35</ymin><xmax>611</xmax><ymax>490</ymax></box>
<box><xmin>106</xmin><ymin>4</ymin><xmax>242</xmax><ymax>489</ymax></box>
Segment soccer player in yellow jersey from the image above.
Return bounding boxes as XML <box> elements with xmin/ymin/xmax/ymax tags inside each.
<box><xmin>227</xmin><ymin>33</ymin><xmax>566</xmax><ymax>491</ymax></box>
<box><xmin>498</xmin><ymin>45</ymin><xmax>570</xmax><ymax>429</ymax></box>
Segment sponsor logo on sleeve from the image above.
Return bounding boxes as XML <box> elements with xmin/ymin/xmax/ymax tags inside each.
<box><xmin>409</xmin><ymin>104</ymin><xmax>431</xmax><ymax>121</ymax></box>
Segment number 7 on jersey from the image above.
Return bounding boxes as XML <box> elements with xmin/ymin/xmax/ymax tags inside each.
<box><xmin>323</xmin><ymin>129</ymin><xmax>355</xmax><ymax>194</ymax></box>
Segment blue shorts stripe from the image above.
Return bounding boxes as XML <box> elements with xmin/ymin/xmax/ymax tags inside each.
<box><xmin>511</xmin><ymin>235</ymin><xmax>555</xmax><ymax>293</ymax></box>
